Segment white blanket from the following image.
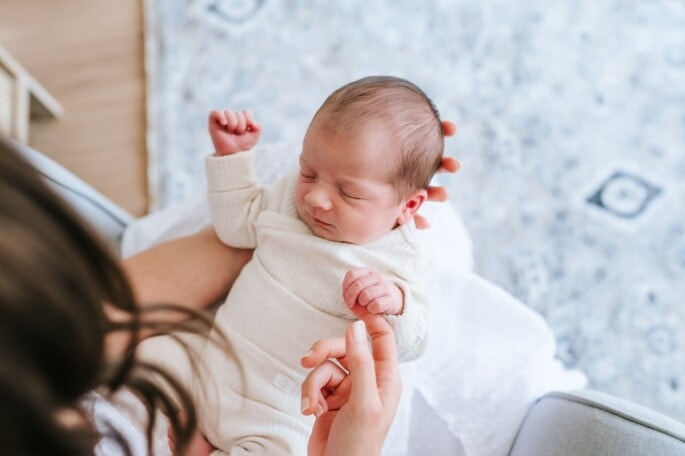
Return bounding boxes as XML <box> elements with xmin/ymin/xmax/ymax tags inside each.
<box><xmin>115</xmin><ymin>144</ymin><xmax>586</xmax><ymax>455</ymax></box>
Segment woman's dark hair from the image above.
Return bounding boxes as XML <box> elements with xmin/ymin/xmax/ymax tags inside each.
<box><xmin>0</xmin><ymin>138</ymin><xmax>208</xmax><ymax>455</ymax></box>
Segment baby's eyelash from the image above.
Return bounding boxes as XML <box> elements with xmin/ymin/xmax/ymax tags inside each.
<box><xmin>340</xmin><ymin>188</ymin><xmax>363</xmax><ymax>200</ymax></box>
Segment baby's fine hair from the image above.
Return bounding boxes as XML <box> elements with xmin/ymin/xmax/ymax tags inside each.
<box><xmin>311</xmin><ymin>75</ymin><xmax>444</xmax><ymax>201</ymax></box>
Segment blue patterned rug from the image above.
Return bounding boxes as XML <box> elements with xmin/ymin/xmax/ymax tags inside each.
<box><xmin>145</xmin><ymin>0</ymin><xmax>685</xmax><ymax>421</ymax></box>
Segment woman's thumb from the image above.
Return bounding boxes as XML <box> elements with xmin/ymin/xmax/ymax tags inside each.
<box><xmin>345</xmin><ymin>320</ymin><xmax>377</xmax><ymax>403</ymax></box>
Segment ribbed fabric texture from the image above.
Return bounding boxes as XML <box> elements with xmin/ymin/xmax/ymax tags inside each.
<box><xmin>200</xmin><ymin>150</ymin><xmax>429</xmax><ymax>453</ymax></box>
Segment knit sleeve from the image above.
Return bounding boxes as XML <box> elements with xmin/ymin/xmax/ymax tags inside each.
<box><xmin>384</xmin><ymin>275</ymin><xmax>429</xmax><ymax>362</ymax></box>
<box><xmin>205</xmin><ymin>150</ymin><xmax>267</xmax><ymax>248</ymax></box>
<box><xmin>379</xmin><ymin>226</ymin><xmax>430</xmax><ymax>363</ymax></box>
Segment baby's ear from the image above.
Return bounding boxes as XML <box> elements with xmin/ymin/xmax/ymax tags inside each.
<box><xmin>396</xmin><ymin>189</ymin><xmax>428</xmax><ymax>226</ymax></box>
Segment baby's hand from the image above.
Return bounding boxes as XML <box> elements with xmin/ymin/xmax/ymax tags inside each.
<box><xmin>343</xmin><ymin>268</ymin><xmax>403</xmax><ymax>315</ymax></box>
<box><xmin>208</xmin><ymin>109</ymin><xmax>262</xmax><ymax>156</ymax></box>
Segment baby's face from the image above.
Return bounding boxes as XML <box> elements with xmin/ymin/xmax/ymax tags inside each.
<box><xmin>295</xmin><ymin>124</ymin><xmax>404</xmax><ymax>244</ymax></box>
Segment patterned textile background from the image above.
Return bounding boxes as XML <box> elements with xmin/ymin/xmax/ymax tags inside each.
<box><xmin>144</xmin><ymin>0</ymin><xmax>685</xmax><ymax>420</ymax></box>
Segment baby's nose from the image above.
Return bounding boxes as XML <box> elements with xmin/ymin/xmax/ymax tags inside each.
<box><xmin>305</xmin><ymin>186</ymin><xmax>333</xmax><ymax>210</ymax></box>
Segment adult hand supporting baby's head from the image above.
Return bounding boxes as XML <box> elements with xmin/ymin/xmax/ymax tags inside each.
<box><xmin>414</xmin><ymin>120</ymin><xmax>461</xmax><ymax>230</ymax></box>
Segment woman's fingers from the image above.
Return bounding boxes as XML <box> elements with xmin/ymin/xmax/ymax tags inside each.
<box><xmin>301</xmin><ymin>337</ymin><xmax>346</xmax><ymax>369</ymax></box>
<box><xmin>414</xmin><ymin>214</ymin><xmax>431</xmax><ymax>230</ymax></box>
<box><xmin>345</xmin><ymin>320</ymin><xmax>382</xmax><ymax>407</ymax></box>
<box><xmin>360</xmin><ymin>314</ymin><xmax>402</xmax><ymax>414</ymax></box>
<box><xmin>302</xmin><ymin>319</ymin><xmax>380</xmax><ymax>414</ymax></box>
<box><xmin>442</xmin><ymin>120</ymin><xmax>457</xmax><ymax>137</ymax></box>
<box><xmin>438</xmin><ymin>156</ymin><xmax>461</xmax><ymax>173</ymax></box>
<box><xmin>351</xmin><ymin>314</ymin><xmax>402</xmax><ymax>408</ymax></box>
<box><xmin>416</xmin><ymin>155</ymin><xmax>460</xmax><ymax>229</ymax></box>
<box><xmin>301</xmin><ymin>315</ymin><xmax>402</xmax><ymax>456</ymax></box>
<box><xmin>426</xmin><ymin>185</ymin><xmax>449</xmax><ymax>203</ymax></box>
<box><xmin>300</xmin><ymin>359</ymin><xmax>351</xmax><ymax>416</ymax></box>
<box><xmin>301</xmin><ymin>314</ymin><xmax>401</xmax><ymax>417</ymax></box>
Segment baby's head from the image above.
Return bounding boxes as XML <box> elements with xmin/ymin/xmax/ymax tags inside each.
<box><xmin>295</xmin><ymin>76</ymin><xmax>444</xmax><ymax>244</ymax></box>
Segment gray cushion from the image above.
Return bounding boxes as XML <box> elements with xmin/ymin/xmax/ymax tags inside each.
<box><xmin>509</xmin><ymin>390</ymin><xmax>685</xmax><ymax>455</ymax></box>
<box><xmin>12</xmin><ymin>140</ymin><xmax>133</xmax><ymax>252</ymax></box>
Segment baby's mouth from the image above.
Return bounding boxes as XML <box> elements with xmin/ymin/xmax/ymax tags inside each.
<box><xmin>311</xmin><ymin>215</ymin><xmax>333</xmax><ymax>228</ymax></box>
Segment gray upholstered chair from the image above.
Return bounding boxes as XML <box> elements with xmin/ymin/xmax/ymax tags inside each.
<box><xmin>19</xmin><ymin>141</ymin><xmax>685</xmax><ymax>455</ymax></box>
<box><xmin>509</xmin><ymin>390</ymin><xmax>685</xmax><ymax>455</ymax></box>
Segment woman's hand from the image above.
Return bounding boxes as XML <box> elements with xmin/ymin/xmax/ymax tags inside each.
<box><xmin>168</xmin><ymin>427</ymin><xmax>215</xmax><ymax>456</ymax></box>
<box><xmin>166</xmin><ymin>412</ymin><xmax>215</xmax><ymax>456</ymax></box>
<box><xmin>300</xmin><ymin>310</ymin><xmax>402</xmax><ymax>456</ymax></box>
<box><xmin>414</xmin><ymin>120</ymin><xmax>461</xmax><ymax>230</ymax></box>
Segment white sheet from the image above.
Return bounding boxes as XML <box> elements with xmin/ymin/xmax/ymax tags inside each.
<box><xmin>118</xmin><ymin>144</ymin><xmax>586</xmax><ymax>455</ymax></box>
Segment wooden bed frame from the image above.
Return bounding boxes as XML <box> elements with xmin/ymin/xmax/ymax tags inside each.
<box><xmin>0</xmin><ymin>45</ymin><xmax>63</xmax><ymax>143</ymax></box>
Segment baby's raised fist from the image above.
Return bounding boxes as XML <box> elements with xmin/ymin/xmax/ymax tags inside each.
<box><xmin>208</xmin><ymin>109</ymin><xmax>262</xmax><ymax>156</ymax></box>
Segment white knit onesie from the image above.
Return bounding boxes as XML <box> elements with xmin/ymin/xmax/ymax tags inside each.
<box><xmin>198</xmin><ymin>150</ymin><xmax>429</xmax><ymax>455</ymax></box>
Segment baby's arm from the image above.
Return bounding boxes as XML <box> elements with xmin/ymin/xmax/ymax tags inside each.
<box><xmin>209</xmin><ymin>109</ymin><xmax>262</xmax><ymax>156</ymax></box>
<box><xmin>342</xmin><ymin>268</ymin><xmax>403</xmax><ymax>315</ymax></box>
<box><xmin>206</xmin><ymin>109</ymin><xmax>269</xmax><ymax>248</ymax></box>
<box><xmin>206</xmin><ymin>151</ymin><xmax>273</xmax><ymax>248</ymax></box>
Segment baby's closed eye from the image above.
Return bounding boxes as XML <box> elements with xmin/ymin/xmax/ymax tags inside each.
<box><xmin>299</xmin><ymin>172</ymin><xmax>316</xmax><ymax>182</ymax></box>
<box><xmin>339</xmin><ymin>188</ymin><xmax>364</xmax><ymax>200</ymax></box>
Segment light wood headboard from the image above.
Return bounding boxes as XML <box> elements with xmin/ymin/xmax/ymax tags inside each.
<box><xmin>0</xmin><ymin>45</ymin><xmax>63</xmax><ymax>143</ymax></box>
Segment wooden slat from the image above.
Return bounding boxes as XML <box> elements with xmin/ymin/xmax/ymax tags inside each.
<box><xmin>0</xmin><ymin>67</ymin><xmax>13</xmax><ymax>137</ymax></box>
<box><xmin>12</xmin><ymin>76</ymin><xmax>30</xmax><ymax>143</ymax></box>
<box><xmin>0</xmin><ymin>45</ymin><xmax>65</xmax><ymax>120</ymax></box>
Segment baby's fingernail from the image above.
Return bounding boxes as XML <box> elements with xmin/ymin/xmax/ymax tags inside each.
<box><xmin>315</xmin><ymin>404</ymin><xmax>324</xmax><ymax>417</ymax></box>
<box><xmin>301</xmin><ymin>397</ymin><xmax>310</xmax><ymax>414</ymax></box>
<box><xmin>302</xmin><ymin>349</ymin><xmax>313</xmax><ymax>359</ymax></box>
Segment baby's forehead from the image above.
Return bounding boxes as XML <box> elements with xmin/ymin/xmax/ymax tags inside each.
<box><xmin>307</xmin><ymin>117</ymin><xmax>399</xmax><ymax>147</ymax></box>
<box><xmin>301</xmin><ymin>131</ymin><xmax>397</xmax><ymax>164</ymax></box>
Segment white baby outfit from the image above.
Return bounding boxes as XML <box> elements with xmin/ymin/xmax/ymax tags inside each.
<box><xmin>197</xmin><ymin>149</ymin><xmax>429</xmax><ymax>454</ymax></box>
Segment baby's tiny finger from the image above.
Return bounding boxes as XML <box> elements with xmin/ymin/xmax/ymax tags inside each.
<box><xmin>367</xmin><ymin>297</ymin><xmax>390</xmax><ymax>314</ymax></box>
<box><xmin>344</xmin><ymin>267</ymin><xmax>371</xmax><ymax>284</ymax></box>
<box><xmin>343</xmin><ymin>281</ymin><xmax>365</xmax><ymax>308</ymax></box>
<box><xmin>235</xmin><ymin>111</ymin><xmax>247</xmax><ymax>134</ymax></box>
<box><xmin>209</xmin><ymin>110</ymin><xmax>227</xmax><ymax>127</ymax></box>
<box><xmin>243</xmin><ymin>109</ymin><xmax>256</xmax><ymax>130</ymax></box>
<box><xmin>357</xmin><ymin>284</ymin><xmax>385</xmax><ymax>308</ymax></box>
<box><xmin>225</xmin><ymin>110</ymin><xmax>238</xmax><ymax>131</ymax></box>
<box><xmin>343</xmin><ymin>269</ymin><xmax>370</xmax><ymax>307</ymax></box>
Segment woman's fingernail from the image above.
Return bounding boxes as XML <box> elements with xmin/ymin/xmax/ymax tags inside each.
<box><xmin>301</xmin><ymin>397</ymin><xmax>310</xmax><ymax>414</ymax></box>
<box><xmin>353</xmin><ymin>320</ymin><xmax>367</xmax><ymax>342</ymax></box>
<box><xmin>315</xmin><ymin>404</ymin><xmax>324</xmax><ymax>417</ymax></box>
